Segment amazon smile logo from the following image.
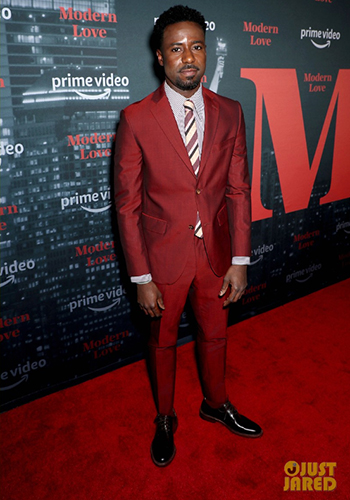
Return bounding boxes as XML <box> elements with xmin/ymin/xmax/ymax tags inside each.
<box><xmin>51</xmin><ymin>73</ymin><xmax>129</xmax><ymax>99</ymax></box>
<box><xmin>23</xmin><ymin>72</ymin><xmax>130</xmax><ymax>104</ymax></box>
<box><xmin>0</xmin><ymin>359</ymin><xmax>47</xmax><ymax>391</ymax></box>
<box><xmin>300</xmin><ymin>27</ymin><xmax>341</xmax><ymax>49</ymax></box>
<box><xmin>250</xmin><ymin>243</ymin><xmax>274</xmax><ymax>265</ymax></box>
<box><xmin>69</xmin><ymin>286</ymin><xmax>126</xmax><ymax>313</ymax></box>
<box><xmin>0</xmin><ymin>259</ymin><xmax>36</xmax><ymax>288</ymax></box>
<box><xmin>286</xmin><ymin>263</ymin><xmax>322</xmax><ymax>284</ymax></box>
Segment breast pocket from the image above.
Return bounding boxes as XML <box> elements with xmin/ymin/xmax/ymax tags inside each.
<box><xmin>212</xmin><ymin>137</ymin><xmax>235</xmax><ymax>152</ymax></box>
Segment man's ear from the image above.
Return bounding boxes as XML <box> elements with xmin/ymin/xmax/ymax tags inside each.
<box><xmin>156</xmin><ymin>49</ymin><xmax>164</xmax><ymax>66</ymax></box>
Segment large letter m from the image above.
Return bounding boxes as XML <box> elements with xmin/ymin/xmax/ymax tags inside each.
<box><xmin>241</xmin><ymin>69</ymin><xmax>350</xmax><ymax>221</ymax></box>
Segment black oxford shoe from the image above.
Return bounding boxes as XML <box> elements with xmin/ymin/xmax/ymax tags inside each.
<box><xmin>200</xmin><ymin>399</ymin><xmax>263</xmax><ymax>438</ymax></box>
<box><xmin>151</xmin><ymin>412</ymin><xmax>178</xmax><ymax>467</ymax></box>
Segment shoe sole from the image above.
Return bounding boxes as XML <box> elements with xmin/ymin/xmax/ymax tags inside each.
<box><xmin>150</xmin><ymin>446</ymin><xmax>176</xmax><ymax>467</ymax></box>
<box><xmin>199</xmin><ymin>410</ymin><xmax>263</xmax><ymax>438</ymax></box>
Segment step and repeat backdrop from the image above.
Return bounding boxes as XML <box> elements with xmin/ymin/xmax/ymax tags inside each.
<box><xmin>1</xmin><ymin>0</ymin><xmax>349</xmax><ymax>411</ymax></box>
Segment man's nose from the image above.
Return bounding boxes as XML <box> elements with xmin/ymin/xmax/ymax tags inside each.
<box><xmin>182</xmin><ymin>47</ymin><xmax>194</xmax><ymax>63</ymax></box>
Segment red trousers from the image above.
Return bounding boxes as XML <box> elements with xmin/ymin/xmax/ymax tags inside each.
<box><xmin>148</xmin><ymin>237</ymin><xmax>229</xmax><ymax>415</ymax></box>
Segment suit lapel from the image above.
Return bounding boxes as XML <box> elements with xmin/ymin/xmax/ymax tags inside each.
<box><xmin>199</xmin><ymin>88</ymin><xmax>219</xmax><ymax>178</ymax></box>
<box><xmin>150</xmin><ymin>85</ymin><xmax>195</xmax><ymax>177</ymax></box>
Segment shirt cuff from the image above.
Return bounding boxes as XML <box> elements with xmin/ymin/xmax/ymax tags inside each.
<box><xmin>130</xmin><ymin>273</ymin><xmax>152</xmax><ymax>284</ymax></box>
<box><xmin>231</xmin><ymin>256</ymin><xmax>250</xmax><ymax>266</ymax></box>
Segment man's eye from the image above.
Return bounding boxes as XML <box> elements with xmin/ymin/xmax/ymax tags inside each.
<box><xmin>194</xmin><ymin>45</ymin><xmax>202</xmax><ymax>50</ymax></box>
<box><xmin>171</xmin><ymin>47</ymin><xmax>180</xmax><ymax>52</ymax></box>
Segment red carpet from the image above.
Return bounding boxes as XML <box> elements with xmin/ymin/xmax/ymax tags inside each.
<box><xmin>1</xmin><ymin>279</ymin><xmax>349</xmax><ymax>500</ymax></box>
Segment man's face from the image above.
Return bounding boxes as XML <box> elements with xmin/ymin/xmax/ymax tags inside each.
<box><xmin>156</xmin><ymin>21</ymin><xmax>206</xmax><ymax>97</ymax></box>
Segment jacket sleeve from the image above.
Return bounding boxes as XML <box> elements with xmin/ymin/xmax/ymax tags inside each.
<box><xmin>225</xmin><ymin>102</ymin><xmax>252</xmax><ymax>258</ymax></box>
<box><xmin>114</xmin><ymin>109</ymin><xmax>151</xmax><ymax>277</ymax></box>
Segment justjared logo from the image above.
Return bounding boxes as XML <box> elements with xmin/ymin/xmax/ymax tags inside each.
<box><xmin>60</xmin><ymin>189</ymin><xmax>111</xmax><ymax>213</ymax></box>
<box><xmin>68</xmin><ymin>286</ymin><xmax>126</xmax><ymax>313</ymax></box>
<box><xmin>286</xmin><ymin>263</ymin><xmax>322</xmax><ymax>283</ymax></box>
<box><xmin>0</xmin><ymin>259</ymin><xmax>36</xmax><ymax>288</ymax></box>
<box><xmin>250</xmin><ymin>243</ymin><xmax>274</xmax><ymax>265</ymax></box>
<box><xmin>284</xmin><ymin>461</ymin><xmax>337</xmax><ymax>492</ymax></box>
<box><xmin>300</xmin><ymin>27</ymin><xmax>341</xmax><ymax>49</ymax></box>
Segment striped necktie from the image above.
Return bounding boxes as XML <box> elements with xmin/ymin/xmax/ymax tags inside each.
<box><xmin>184</xmin><ymin>100</ymin><xmax>203</xmax><ymax>238</ymax></box>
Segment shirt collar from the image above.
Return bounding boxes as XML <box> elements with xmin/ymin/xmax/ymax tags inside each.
<box><xmin>164</xmin><ymin>81</ymin><xmax>204</xmax><ymax>119</ymax></box>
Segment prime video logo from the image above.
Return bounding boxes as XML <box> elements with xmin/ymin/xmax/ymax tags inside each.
<box><xmin>0</xmin><ymin>259</ymin><xmax>36</xmax><ymax>288</ymax></box>
<box><xmin>51</xmin><ymin>72</ymin><xmax>129</xmax><ymax>100</ymax></box>
<box><xmin>250</xmin><ymin>243</ymin><xmax>274</xmax><ymax>265</ymax></box>
<box><xmin>60</xmin><ymin>190</ymin><xmax>111</xmax><ymax>213</ymax></box>
<box><xmin>300</xmin><ymin>27</ymin><xmax>341</xmax><ymax>49</ymax></box>
<box><xmin>286</xmin><ymin>263</ymin><xmax>322</xmax><ymax>284</ymax></box>
<box><xmin>69</xmin><ymin>286</ymin><xmax>126</xmax><ymax>313</ymax></box>
<box><xmin>335</xmin><ymin>221</ymin><xmax>350</xmax><ymax>234</ymax></box>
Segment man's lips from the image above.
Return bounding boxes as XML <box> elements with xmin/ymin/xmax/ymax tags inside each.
<box><xmin>180</xmin><ymin>66</ymin><xmax>199</xmax><ymax>77</ymax></box>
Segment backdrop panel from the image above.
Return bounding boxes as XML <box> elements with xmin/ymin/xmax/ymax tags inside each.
<box><xmin>1</xmin><ymin>0</ymin><xmax>349</xmax><ymax>411</ymax></box>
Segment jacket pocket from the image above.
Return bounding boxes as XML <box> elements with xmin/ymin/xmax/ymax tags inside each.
<box><xmin>216</xmin><ymin>205</ymin><xmax>228</xmax><ymax>227</ymax></box>
<box><xmin>142</xmin><ymin>213</ymin><xmax>167</xmax><ymax>235</ymax></box>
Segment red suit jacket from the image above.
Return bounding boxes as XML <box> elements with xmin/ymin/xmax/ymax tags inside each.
<box><xmin>114</xmin><ymin>84</ymin><xmax>251</xmax><ymax>285</ymax></box>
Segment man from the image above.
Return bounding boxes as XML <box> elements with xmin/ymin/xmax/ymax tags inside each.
<box><xmin>114</xmin><ymin>5</ymin><xmax>262</xmax><ymax>467</ymax></box>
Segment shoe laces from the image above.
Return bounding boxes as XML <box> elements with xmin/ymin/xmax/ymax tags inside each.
<box><xmin>222</xmin><ymin>401</ymin><xmax>238</xmax><ymax>415</ymax></box>
<box><xmin>155</xmin><ymin>414</ymin><xmax>172</xmax><ymax>433</ymax></box>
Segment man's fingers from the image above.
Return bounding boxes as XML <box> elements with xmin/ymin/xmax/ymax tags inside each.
<box><xmin>223</xmin><ymin>287</ymin><xmax>245</xmax><ymax>307</ymax></box>
<box><xmin>137</xmin><ymin>282</ymin><xmax>164</xmax><ymax>317</ymax></box>
<box><xmin>140</xmin><ymin>305</ymin><xmax>161</xmax><ymax>318</ymax></box>
<box><xmin>152</xmin><ymin>304</ymin><xmax>163</xmax><ymax>317</ymax></box>
<box><xmin>220</xmin><ymin>265</ymin><xmax>248</xmax><ymax>306</ymax></box>
<box><xmin>157</xmin><ymin>297</ymin><xmax>165</xmax><ymax>310</ymax></box>
<box><xmin>219</xmin><ymin>278</ymin><xmax>229</xmax><ymax>297</ymax></box>
<box><xmin>147</xmin><ymin>303</ymin><xmax>163</xmax><ymax>317</ymax></box>
<box><xmin>139</xmin><ymin>304</ymin><xmax>150</xmax><ymax>316</ymax></box>
<box><xmin>223</xmin><ymin>288</ymin><xmax>237</xmax><ymax>307</ymax></box>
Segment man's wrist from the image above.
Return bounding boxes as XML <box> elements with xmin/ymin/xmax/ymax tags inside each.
<box><xmin>130</xmin><ymin>273</ymin><xmax>152</xmax><ymax>284</ymax></box>
<box><xmin>231</xmin><ymin>256</ymin><xmax>250</xmax><ymax>266</ymax></box>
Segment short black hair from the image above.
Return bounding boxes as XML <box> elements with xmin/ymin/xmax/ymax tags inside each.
<box><xmin>152</xmin><ymin>5</ymin><xmax>206</xmax><ymax>51</ymax></box>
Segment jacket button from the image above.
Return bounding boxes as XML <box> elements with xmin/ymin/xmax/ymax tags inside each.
<box><xmin>196</xmin><ymin>189</ymin><xmax>201</xmax><ymax>195</ymax></box>
<box><xmin>189</xmin><ymin>225</ymin><xmax>194</xmax><ymax>230</ymax></box>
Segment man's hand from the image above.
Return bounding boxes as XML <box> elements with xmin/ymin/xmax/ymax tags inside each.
<box><xmin>219</xmin><ymin>265</ymin><xmax>248</xmax><ymax>307</ymax></box>
<box><xmin>137</xmin><ymin>281</ymin><xmax>165</xmax><ymax>318</ymax></box>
